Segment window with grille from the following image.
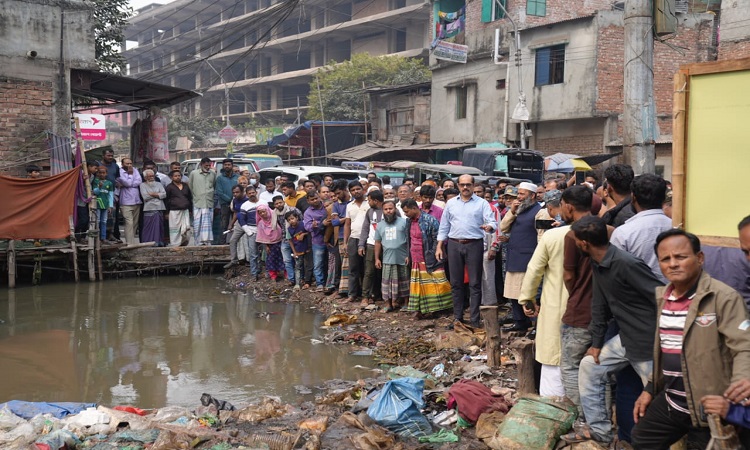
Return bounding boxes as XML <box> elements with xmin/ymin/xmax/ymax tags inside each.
<box><xmin>534</xmin><ymin>44</ymin><xmax>565</xmax><ymax>86</ymax></box>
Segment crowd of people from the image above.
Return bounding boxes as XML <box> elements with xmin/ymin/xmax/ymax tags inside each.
<box><xmin>61</xmin><ymin>152</ymin><xmax>750</xmax><ymax>448</ymax></box>
<box><xmin>220</xmin><ymin>161</ymin><xmax>750</xmax><ymax>449</ymax></box>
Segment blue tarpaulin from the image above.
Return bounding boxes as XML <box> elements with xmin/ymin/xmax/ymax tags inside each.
<box><xmin>0</xmin><ymin>401</ymin><xmax>96</xmax><ymax>419</ymax></box>
<box><xmin>267</xmin><ymin>120</ymin><xmax>364</xmax><ymax>147</ymax></box>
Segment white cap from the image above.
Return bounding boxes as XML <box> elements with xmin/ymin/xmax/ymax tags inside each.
<box><xmin>518</xmin><ymin>182</ymin><xmax>538</xmax><ymax>192</ymax></box>
<box><xmin>366</xmin><ymin>185</ymin><xmax>380</xmax><ymax>195</ymax></box>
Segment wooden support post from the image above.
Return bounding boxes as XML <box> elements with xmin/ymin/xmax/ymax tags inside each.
<box><xmin>75</xmin><ymin>118</ymin><xmax>96</xmax><ymax>282</ymax></box>
<box><xmin>8</xmin><ymin>240</ymin><xmax>16</xmax><ymax>289</ymax></box>
<box><xmin>706</xmin><ymin>413</ymin><xmax>741</xmax><ymax>449</ymax></box>
<box><xmin>96</xmin><ymin>235</ymin><xmax>104</xmax><ymax>281</ymax></box>
<box><xmin>481</xmin><ymin>305</ymin><xmax>502</xmax><ymax>368</ymax></box>
<box><xmin>509</xmin><ymin>338</ymin><xmax>536</xmax><ymax>395</ymax></box>
<box><xmin>69</xmin><ymin>216</ymin><xmax>80</xmax><ymax>283</ymax></box>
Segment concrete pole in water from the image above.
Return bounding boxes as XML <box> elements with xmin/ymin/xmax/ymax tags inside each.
<box><xmin>623</xmin><ymin>0</ymin><xmax>657</xmax><ymax>174</ymax></box>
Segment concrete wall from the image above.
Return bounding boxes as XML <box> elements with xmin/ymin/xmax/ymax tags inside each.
<box><xmin>0</xmin><ymin>0</ymin><xmax>95</xmax><ymax>175</ymax></box>
<box><xmin>430</xmin><ymin>61</ymin><xmax>506</xmax><ymax>144</ymax></box>
<box><xmin>718</xmin><ymin>0</ymin><xmax>750</xmax><ymax>59</ymax></box>
<box><xmin>507</xmin><ymin>16</ymin><xmax>599</xmax><ymax>122</ymax></box>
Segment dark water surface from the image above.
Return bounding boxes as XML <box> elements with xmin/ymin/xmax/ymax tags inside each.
<box><xmin>0</xmin><ymin>277</ymin><xmax>372</xmax><ymax>408</ymax></box>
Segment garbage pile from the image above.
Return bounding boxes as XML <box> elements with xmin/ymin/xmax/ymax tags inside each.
<box><xmin>1</xmin><ymin>310</ymin><xmax>584</xmax><ymax>449</ymax></box>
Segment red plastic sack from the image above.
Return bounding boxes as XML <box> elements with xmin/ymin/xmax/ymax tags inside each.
<box><xmin>114</xmin><ymin>406</ymin><xmax>148</xmax><ymax>416</ymax></box>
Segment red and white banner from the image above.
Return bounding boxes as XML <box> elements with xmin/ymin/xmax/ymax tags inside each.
<box><xmin>74</xmin><ymin>113</ymin><xmax>106</xmax><ymax>141</ymax></box>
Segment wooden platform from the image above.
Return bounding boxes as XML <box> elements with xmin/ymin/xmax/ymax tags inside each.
<box><xmin>2</xmin><ymin>240</ymin><xmax>231</xmax><ymax>288</ymax></box>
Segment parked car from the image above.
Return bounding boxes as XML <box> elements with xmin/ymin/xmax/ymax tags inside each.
<box><xmin>258</xmin><ymin>166</ymin><xmax>360</xmax><ymax>187</ymax></box>
<box><xmin>228</xmin><ymin>153</ymin><xmax>283</xmax><ymax>169</ymax></box>
<box><xmin>378</xmin><ymin>161</ymin><xmax>484</xmax><ymax>184</ymax></box>
<box><xmin>180</xmin><ymin>158</ymin><xmax>259</xmax><ymax>177</ymax></box>
<box><xmin>340</xmin><ymin>162</ymin><xmax>407</xmax><ymax>186</ymax></box>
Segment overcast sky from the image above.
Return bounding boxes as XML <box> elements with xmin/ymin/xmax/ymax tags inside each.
<box><xmin>130</xmin><ymin>0</ymin><xmax>170</xmax><ymax>10</ymax></box>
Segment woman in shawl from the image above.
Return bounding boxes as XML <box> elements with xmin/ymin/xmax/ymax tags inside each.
<box><xmin>139</xmin><ymin>169</ymin><xmax>167</xmax><ymax>246</ymax></box>
<box><xmin>255</xmin><ymin>203</ymin><xmax>284</xmax><ymax>281</ymax></box>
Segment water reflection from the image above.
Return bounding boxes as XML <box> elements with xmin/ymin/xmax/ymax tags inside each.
<box><xmin>0</xmin><ymin>278</ymin><xmax>372</xmax><ymax>409</ymax></box>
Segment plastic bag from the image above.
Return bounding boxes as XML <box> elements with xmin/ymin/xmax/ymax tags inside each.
<box><xmin>366</xmin><ymin>377</ymin><xmax>432</xmax><ymax>438</ymax></box>
<box><xmin>153</xmin><ymin>406</ymin><xmax>192</xmax><ymax>423</ymax></box>
<box><xmin>0</xmin><ymin>406</ymin><xmax>25</xmax><ymax>431</ymax></box>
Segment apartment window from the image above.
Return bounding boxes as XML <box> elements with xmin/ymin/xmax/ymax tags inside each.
<box><xmin>534</xmin><ymin>44</ymin><xmax>565</xmax><ymax>86</ymax></box>
<box><xmin>527</xmin><ymin>0</ymin><xmax>546</xmax><ymax>16</ymax></box>
<box><xmin>481</xmin><ymin>0</ymin><xmax>504</xmax><ymax>22</ymax></box>
<box><xmin>455</xmin><ymin>87</ymin><xmax>467</xmax><ymax>119</ymax></box>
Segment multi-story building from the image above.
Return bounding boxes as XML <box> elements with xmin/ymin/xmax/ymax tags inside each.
<box><xmin>124</xmin><ymin>0</ymin><xmax>431</xmax><ymax>125</ymax></box>
<box><xmin>429</xmin><ymin>0</ymin><xmax>717</xmax><ymax>179</ymax></box>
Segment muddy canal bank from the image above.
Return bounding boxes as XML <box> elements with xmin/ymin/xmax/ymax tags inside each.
<box><xmin>0</xmin><ymin>271</ymin><xmax>563</xmax><ymax>450</ymax></box>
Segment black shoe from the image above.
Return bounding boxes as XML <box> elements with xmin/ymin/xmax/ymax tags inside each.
<box><xmin>254</xmin><ymin>274</ymin><xmax>260</xmax><ymax>281</ymax></box>
<box><xmin>446</xmin><ymin>319</ymin><xmax>464</xmax><ymax>330</ymax></box>
<box><xmin>499</xmin><ymin>314</ymin><xmax>515</xmax><ymax>325</ymax></box>
<box><xmin>503</xmin><ymin>324</ymin><xmax>529</xmax><ymax>333</ymax></box>
<box><xmin>324</xmin><ymin>288</ymin><xmax>336</xmax><ymax>295</ymax></box>
<box><xmin>470</xmin><ymin>321</ymin><xmax>483</xmax><ymax>329</ymax></box>
<box><xmin>527</xmin><ymin>329</ymin><xmax>537</xmax><ymax>340</ymax></box>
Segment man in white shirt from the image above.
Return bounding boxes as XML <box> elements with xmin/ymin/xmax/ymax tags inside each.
<box><xmin>344</xmin><ymin>180</ymin><xmax>370</xmax><ymax>302</ymax></box>
<box><xmin>259</xmin><ymin>178</ymin><xmax>281</xmax><ymax>205</ymax></box>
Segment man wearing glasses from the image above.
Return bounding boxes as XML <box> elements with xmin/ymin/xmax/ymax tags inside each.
<box><xmin>436</xmin><ymin>175</ymin><xmax>497</xmax><ymax>328</ymax></box>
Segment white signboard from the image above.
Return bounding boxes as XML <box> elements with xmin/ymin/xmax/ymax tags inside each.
<box><xmin>74</xmin><ymin>113</ymin><xmax>106</xmax><ymax>141</ymax></box>
<box><xmin>433</xmin><ymin>41</ymin><xmax>468</xmax><ymax>64</ymax></box>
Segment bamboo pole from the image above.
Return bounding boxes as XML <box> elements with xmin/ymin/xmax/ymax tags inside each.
<box><xmin>75</xmin><ymin>118</ymin><xmax>96</xmax><ymax>282</ymax></box>
<box><xmin>8</xmin><ymin>240</ymin><xmax>16</xmax><ymax>289</ymax></box>
<box><xmin>69</xmin><ymin>216</ymin><xmax>79</xmax><ymax>282</ymax></box>
<box><xmin>672</xmin><ymin>71</ymin><xmax>688</xmax><ymax>229</ymax></box>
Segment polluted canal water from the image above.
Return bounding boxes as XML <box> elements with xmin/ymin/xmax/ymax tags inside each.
<box><xmin>0</xmin><ymin>276</ymin><xmax>375</xmax><ymax>409</ymax></box>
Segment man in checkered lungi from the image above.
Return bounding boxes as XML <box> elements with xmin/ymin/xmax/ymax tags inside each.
<box><xmin>374</xmin><ymin>200</ymin><xmax>410</xmax><ymax>313</ymax></box>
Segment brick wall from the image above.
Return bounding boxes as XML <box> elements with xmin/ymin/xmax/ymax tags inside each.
<box><xmin>595</xmin><ymin>18</ymin><xmax>714</xmax><ymax>138</ymax></box>
<box><xmin>718</xmin><ymin>40</ymin><xmax>750</xmax><ymax>60</ymax></box>
<box><xmin>535</xmin><ymin>134</ymin><xmax>604</xmax><ymax>156</ymax></box>
<box><xmin>512</xmin><ymin>0</ymin><xmax>613</xmax><ymax>28</ymax></box>
<box><xmin>0</xmin><ymin>77</ymin><xmax>54</xmax><ymax>176</ymax></box>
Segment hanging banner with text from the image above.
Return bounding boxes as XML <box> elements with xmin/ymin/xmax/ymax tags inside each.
<box><xmin>74</xmin><ymin>114</ymin><xmax>106</xmax><ymax>141</ymax></box>
<box><xmin>432</xmin><ymin>41</ymin><xmax>468</xmax><ymax>64</ymax></box>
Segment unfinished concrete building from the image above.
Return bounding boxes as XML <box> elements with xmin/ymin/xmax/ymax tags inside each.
<box><xmin>124</xmin><ymin>0</ymin><xmax>431</xmax><ymax>125</ymax></box>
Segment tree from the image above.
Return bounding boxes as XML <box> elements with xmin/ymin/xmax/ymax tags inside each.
<box><xmin>307</xmin><ymin>53</ymin><xmax>431</xmax><ymax>121</ymax></box>
<box><xmin>88</xmin><ymin>0</ymin><xmax>133</xmax><ymax>73</ymax></box>
<box><xmin>166</xmin><ymin>113</ymin><xmax>222</xmax><ymax>149</ymax></box>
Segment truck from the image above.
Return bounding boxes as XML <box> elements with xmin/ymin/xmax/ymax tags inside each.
<box><xmin>461</xmin><ymin>147</ymin><xmax>544</xmax><ymax>184</ymax></box>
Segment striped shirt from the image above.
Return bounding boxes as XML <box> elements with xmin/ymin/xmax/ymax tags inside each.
<box><xmin>659</xmin><ymin>284</ymin><xmax>697</xmax><ymax>415</ymax></box>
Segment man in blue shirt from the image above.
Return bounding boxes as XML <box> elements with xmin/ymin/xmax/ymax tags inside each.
<box><xmin>215</xmin><ymin>159</ymin><xmax>239</xmax><ymax>244</ymax></box>
<box><xmin>436</xmin><ymin>174</ymin><xmax>497</xmax><ymax>328</ymax></box>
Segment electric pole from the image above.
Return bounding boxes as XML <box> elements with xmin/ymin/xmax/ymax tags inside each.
<box><xmin>623</xmin><ymin>0</ymin><xmax>657</xmax><ymax>174</ymax></box>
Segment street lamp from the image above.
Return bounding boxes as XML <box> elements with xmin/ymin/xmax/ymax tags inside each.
<box><xmin>492</xmin><ymin>0</ymin><xmax>529</xmax><ymax>149</ymax></box>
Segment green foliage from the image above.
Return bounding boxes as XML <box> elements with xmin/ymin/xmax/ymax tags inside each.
<box><xmin>307</xmin><ymin>53</ymin><xmax>431</xmax><ymax>121</ymax></box>
<box><xmin>166</xmin><ymin>113</ymin><xmax>222</xmax><ymax>148</ymax></box>
<box><xmin>87</xmin><ymin>0</ymin><xmax>133</xmax><ymax>73</ymax></box>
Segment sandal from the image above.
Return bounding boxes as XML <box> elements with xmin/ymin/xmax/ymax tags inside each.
<box><xmin>360</xmin><ymin>298</ymin><xmax>373</xmax><ymax>307</ymax></box>
<box><xmin>560</xmin><ymin>427</ymin><xmax>598</xmax><ymax>444</ymax></box>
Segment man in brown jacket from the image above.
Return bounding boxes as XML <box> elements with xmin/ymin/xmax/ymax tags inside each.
<box><xmin>631</xmin><ymin>229</ymin><xmax>750</xmax><ymax>449</ymax></box>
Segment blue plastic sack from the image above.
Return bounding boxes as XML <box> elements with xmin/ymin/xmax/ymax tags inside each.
<box><xmin>366</xmin><ymin>377</ymin><xmax>432</xmax><ymax>438</ymax></box>
<box><xmin>0</xmin><ymin>401</ymin><xmax>96</xmax><ymax>419</ymax></box>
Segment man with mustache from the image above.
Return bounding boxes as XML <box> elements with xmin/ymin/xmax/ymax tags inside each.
<box><xmin>436</xmin><ymin>174</ymin><xmax>497</xmax><ymax>328</ymax></box>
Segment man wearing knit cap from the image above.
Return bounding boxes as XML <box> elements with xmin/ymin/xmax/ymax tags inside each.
<box><xmin>501</xmin><ymin>182</ymin><xmax>542</xmax><ymax>332</ymax></box>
